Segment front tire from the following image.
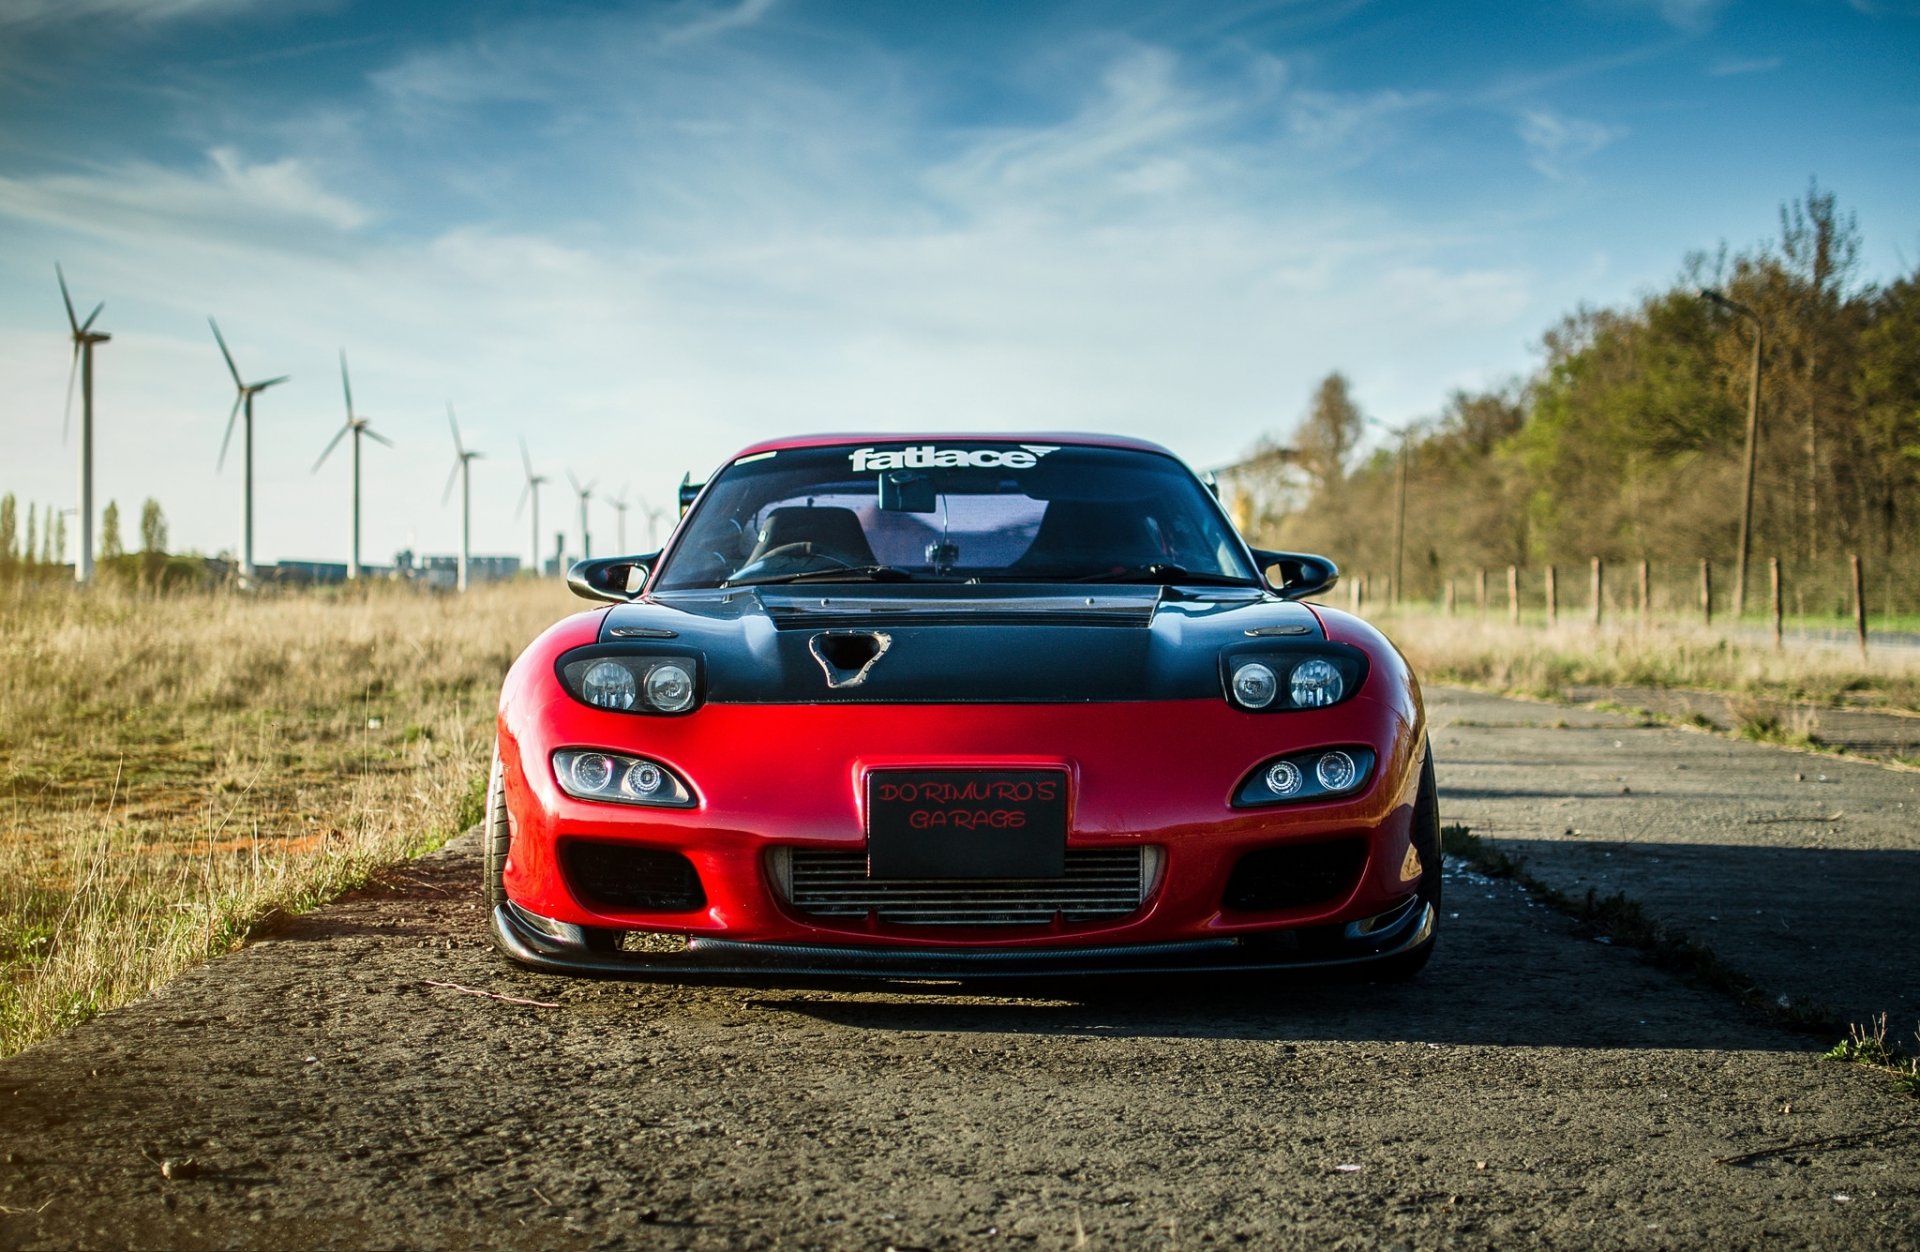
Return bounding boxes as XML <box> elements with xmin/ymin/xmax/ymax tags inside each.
<box><xmin>1369</xmin><ymin>742</ymin><xmax>1441</xmax><ymax>981</ymax></box>
<box><xmin>483</xmin><ymin>748</ymin><xmax>510</xmax><ymax>910</ymax></box>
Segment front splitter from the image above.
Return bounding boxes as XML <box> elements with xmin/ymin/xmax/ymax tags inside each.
<box><xmin>488</xmin><ymin>900</ymin><xmax>1434</xmax><ymax>981</ymax></box>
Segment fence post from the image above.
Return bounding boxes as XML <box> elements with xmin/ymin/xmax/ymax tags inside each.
<box><xmin>1851</xmin><ymin>553</ymin><xmax>1867</xmax><ymax>659</ymax></box>
<box><xmin>1591</xmin><ymin>557</ymin><xmax>1603</xmax><ymax>628</ymax></box>
<box><xmin>1700</xmin><ymin>559</ymin><xmax>1712</xmax><ymax>627</ymax></box>
<box><xmin>1637</xmin><ymin>558</ymin><xmax>1650</xmax><ymax>630</ymax></box>
<box><xmin>1769</xmin><ymin>556</ymin><xmax>1782</xmax><ymax>649</ymax></box>
<box><xmin>1349</xmin><ymin>573</ymin><xmax>1361</xmax><ymax>614</ymax></box>
<box><xmin>1507</xmin><ymin>565</ymin><xmax>1520</xmax><ymax>625</ymax></box>
<box><xmin>1444</xmin><ymin>578</ymin><xmax>1456</xmax><ymax>616</ymax></box>
<box><xmin>1476</xmin><ymin>568</ymin><xmax>1488</xmax><ymax>620</ymax></box>
<box><xmin>1546</xmin><ymin>565</ymin><xmax>1558</xmax><ymax>626</ymax></box>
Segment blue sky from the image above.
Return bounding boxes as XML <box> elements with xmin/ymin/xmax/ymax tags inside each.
<box><xmin>2</xmin><ymin>0</ymin><xmax>1916</xmax><ymax>567</ymax></box>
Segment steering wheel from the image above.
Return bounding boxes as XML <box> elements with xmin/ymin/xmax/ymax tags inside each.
<box><xmin>730</xmin><ymin>542</ymin><xmax>858</xmax><ymax>580</ymax></box>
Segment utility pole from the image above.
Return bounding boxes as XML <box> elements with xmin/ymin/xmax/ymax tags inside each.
<box><xmin>1700</xmin><ymin>289</ymin><xmax>1764</xmax><ymax>617</ymax></box>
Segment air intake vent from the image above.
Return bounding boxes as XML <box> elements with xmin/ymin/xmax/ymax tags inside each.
<box><xmin>560</xmin><ymin>841</ymin><xmax>707</xmax><ymax>913</ymax></box>
<box><xmin>1221</xmin><ymin>838</ymin><xmax>1367</xmax><ymax>912</ymax></box>
<box><xmin>775</xmin><ymin>847</ymin><xmax>1156</xmax><ymax>926</ymax></box>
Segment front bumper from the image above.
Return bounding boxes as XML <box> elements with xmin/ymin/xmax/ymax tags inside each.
<box><xmin>489</xmin><ymin>893</ymin><xmax>1434</xmax><ymax>980</ymax></box>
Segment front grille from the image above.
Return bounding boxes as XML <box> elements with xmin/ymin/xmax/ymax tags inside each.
<box><xmin>560</xmin><ymin>840</ymin><xmax>707</xmax><ymax>913</ymax></box>
<box><xmin>1221</xmin><ymin>838</ymin><xmax>1367</xmax><ymax>912</ymax></box>
<box><xmin>776</xmin><ymin>847</ymin><xmax>1156</xmax><ymax>926</ymax></box>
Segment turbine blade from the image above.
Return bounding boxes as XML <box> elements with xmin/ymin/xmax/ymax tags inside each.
<box><xmin>63</xmin><ymin>345</ymin><xmax>79</xmax><ymax>443</ymax></box>
<box><xmin>516</xmin><ymin>480</ymin><xmax>531</xmax><ymax>520</ymax></box>
<box><xmin>442</xmin><ymin>457</ymin><xmax>462</xmax><ymax>506</ymax></box>
<box><xmin>255</xmin><ymin>375</ymin><xmax>290</xmax><ymax>390</ymax></box>
<box><xmin>56</xmin><ymin>263</ymin><xmax>79</xmax><ymax>333</ymax></box>
<box><xmin>339</xmin><ymin>349</ymin><xmax>354</xmax><ymax>418</ymax></box>
<box><xmin>313</xmin><ymin>422</ymin><xmax>350</xmax><ymax>472</ymax></box>
<box><xmin>520</xmin><ymin>436</ymin><xmax>535</xmax><ymax>481</ymax></box>
<box><xmin>447</xmin><ymin>403</ymin><xmax>463</xmax><ymax>456</ymax></box>
<box><xmin>566</xmin><ymin>467</ymin><xmax>582</xmax><ymax>495</ymax></box>
<box><xmin>364</xmin><ymin>426</ymin><xmax>394</xmax><ymax>448</ymax></box>
<box><xmin>208</xmin><ymin>317</ymin><xmax>242</xmax><ymax>387</ymax></box>
<box><xmin>217</xmin><ymin>394</ymin><xmax>242</xmax><ymax>471</ymax></box>
<box><xmin>79</xmin><ymin>302</ymin><xmax>104</xmax><ymax>335</ymax></box>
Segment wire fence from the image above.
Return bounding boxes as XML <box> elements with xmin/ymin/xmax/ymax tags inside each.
<box><xmin>1343</xmin><ymin>552</ymin><xmax>1912</xmax><ymax>656</ymax></box>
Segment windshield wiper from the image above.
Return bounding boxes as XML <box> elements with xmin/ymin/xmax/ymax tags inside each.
<box><xmin>723</xmin><ymin>564</ymin><xmax>921</xmax><ymax>588</ymax></box>
<box><xmin>1069</xmin><ymin>564</ymin><xmax>1259</xmax><ymax>587</ymax></box>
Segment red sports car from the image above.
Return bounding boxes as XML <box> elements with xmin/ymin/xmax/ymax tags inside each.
<box><xmin>486</xmin><ymin>433</ymin><xmax>1438</xmax><ymax>979</ymax></box>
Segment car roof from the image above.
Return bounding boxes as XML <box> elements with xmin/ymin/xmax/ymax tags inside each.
<box><xmin>726</xmin><ymin>432</ymin><xmax>1180</xmax><ymax>461</ymax></box>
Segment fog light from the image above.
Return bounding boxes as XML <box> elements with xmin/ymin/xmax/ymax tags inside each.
<box><xmin>1315</xmin><ymin>750</ymin><xmax>1358</xmax><ymax>791</ymax></box>
<box><xmin>569</xmin><ymin>752</ymin><xmax>617</xmax><ymax>792</ymax></box>
<box><xmin>1265</xmin><ymin>759</ymin><xmax>1303</xmax><ymax>795</ymax></box>
<box><xmin>1232</xmin><ymin>662</ymin><xmax>1277</xmax><ymax>709</ymax></box>
<box><xmin>645</xmin><ymin>662</ymin><xmax>696</xmax><ymax>712</ymax></box>
<box><xmin>623</xmin><ymin>761</ymin><xmax>664</xmax><ymax>797</ymax></box>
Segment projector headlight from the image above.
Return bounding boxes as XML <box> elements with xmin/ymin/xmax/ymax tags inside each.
<box><xmin>1220</xmin><ymin>645</ymin><xmax>1367</xmax><ymax>712</ymax></box>
<box><xmin>559</xmin><ymin>651</ymin><xmax>703</xmax><ymax>715</ymax></box>
<box><xmin>1235</xmin><ymin>746</ymin><xmax>1376</xmax><ymax>807</ymax></box>
<box><xmin>553</xmin><ymin>749</ymin><xmax>695</xmax><ymax>807</ymax></box>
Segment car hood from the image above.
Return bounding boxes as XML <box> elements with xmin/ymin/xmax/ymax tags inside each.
<box><xmin>597</xmin><ymin>585</ymin><xmax>1332</xmax><ymax>703</ymax></box>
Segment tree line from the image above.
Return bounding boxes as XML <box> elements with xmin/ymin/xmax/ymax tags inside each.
<box><xmin>0</xmin><ymin>495</ymin><xmax>185</xmax><ymax>585</ymax></box>
<box><xmin>1237</xmin><ymin>182</ymin><xmax>1920</xmax><ymax>615</ymax></box>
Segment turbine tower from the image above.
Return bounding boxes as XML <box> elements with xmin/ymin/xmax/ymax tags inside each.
<box><xmin>642</xmin><ymin>497</ymin><xmax>667</xmax><ymax>550</ymax></box>
<box><xmin>209</xmin><ymin>318</ymin><xmax>289</xmax><ymax>584</ymax></box>
<box><xmin>610</xmin><ymin>486</ymin><xmax>632</xmax><ymax>552</ymax></box>
<box><xmin>443</xmin><ymin>405</ymin><xmax>483</xmax><ymax>592</ymax></box>
<box><xmin>567</xmin><ymin>470</ymin><xmax>596</xmax><ymax>562</ymax></box>
<box><xmin>57</xmin><ymin>265</ymin><xmax>109</xmax><ymax>584</ymax></box>
<box><xmin>313</xmin><ymin>350</ymin><xmax>393</xmax><ymax>581</ymax></box>
<box><xmin>516</xmin><ymin>439</ymin><xmax>549</xmax><ymax>576</ymax></box>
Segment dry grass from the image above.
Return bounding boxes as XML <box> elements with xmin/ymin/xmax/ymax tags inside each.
<box><xmin>1375</xmin><ymin>608</ymin><xmax>1920</xmax><ymax>712</ymax></box>
<box><xmin>0</xmin><ymin>577</ymin><xmax>578</xmax><ymax>1058</ymax></box>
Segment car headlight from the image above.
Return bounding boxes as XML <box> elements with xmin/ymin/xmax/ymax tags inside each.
<box><xmin>553</xmin><ymin>749</ymin><xmax>696</xmax><ymax>807</ymax></box>
<box><xmin>558</xmin><ymin>652</ymin><xmax>702</xmax><ymax>715</ymax></box>
<box><xmin>1235</xmin><ymin>747</ymin><xmax>1376</xmax><ymax>806</ymax></box>
<box><xmin>1222</xmin><ymin>645</ymin><xmax>1366</xmax><ymax>711</ymax></box>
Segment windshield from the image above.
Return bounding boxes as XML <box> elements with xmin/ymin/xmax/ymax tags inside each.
<box><xmin>653</xmin><ymin>441</ymin><xmax>1258</xmax><ymax>590</ymax></box>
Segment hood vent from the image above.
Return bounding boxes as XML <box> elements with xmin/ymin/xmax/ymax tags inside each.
<box><xmin>808</xmin><ymin>631</ymin><xmax>891</xmax><ymax>688</ymax></box>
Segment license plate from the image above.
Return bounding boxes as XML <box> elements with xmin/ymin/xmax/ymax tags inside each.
<box><xmin>867</xmin><ymin>770</ymin><xmax>1068</xmax><ymax>880</ymax></box>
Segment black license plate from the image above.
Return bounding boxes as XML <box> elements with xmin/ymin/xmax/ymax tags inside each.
<box><xmin>867</xmin><ymin>770</ymin><xmax>1067</xmax><ymax>880</ymax></box>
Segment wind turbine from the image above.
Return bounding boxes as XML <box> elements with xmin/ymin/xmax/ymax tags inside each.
<box><xmin>609</xmin><ymin>486</ymin><xmax>632</xmax><ymax>552</ymax></box>
<box><xmin>57</xmin><ymin>265</ymin><xmax>109</xmax><ymax>584</ymax></box>
<box><xmin>567</xmin><ymin>470</ymin><xmax>595</xmax><ymax>562</ymax></box>
<box><xmin>516</xmin><ymin>439</ymin><xmax>549</xmax><ymax>576</ymax></box>
<box><xmin>641</xmin><ymin>497</ymin><xmax>668</xmax><ymax>550</ymax></box>
<box><xmin>209</xmin><ymin>318</ymin><xmax>289</xmax><ymax>584</ymax></box>
<box><xmin>313</xmin><ymin>350</ymin><xmax>393</xmax><ymax>581</ymax></box>
<box><xmin>443</xmin><ymin>405</ymin><xmax>482</xmax><ymax>592</ymax></box>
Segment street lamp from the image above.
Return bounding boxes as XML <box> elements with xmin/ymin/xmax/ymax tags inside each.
<box><xmin>1700</xmin><ymin>288</ymin><xmax>1763</xmax><ymax>617</ymax></box>
<box><xmin>1367</xmin><ymin>417</ymin><xmax>1415</xmax><ymax>605</ymax></box>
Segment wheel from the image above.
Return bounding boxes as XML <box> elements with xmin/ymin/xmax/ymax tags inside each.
<box><xmin>1368</xmin><ymin>741</ymin><xmax>1441</xmax><ymax>981</ymax></box>
<box><xmin>483</xmin><ymin>748</ymin><xmax>510</xmax><ymax>910</ymax></box>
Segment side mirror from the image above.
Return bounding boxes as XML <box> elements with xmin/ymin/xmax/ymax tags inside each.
<box><xmin>567</xmin><ymin>553</ymin><xmax>659</xmax><ymax>603</ymax></box>
<box><xmin>1250</xmin><ymin>549</ymin><xmax>1339</xmax><ymax>601</ymax></box>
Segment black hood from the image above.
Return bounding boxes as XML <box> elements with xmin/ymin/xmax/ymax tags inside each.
<box><xmin>595</xmin><ymin>585</ymin><xmax>1327</xmax><ymax>704</ymax></box>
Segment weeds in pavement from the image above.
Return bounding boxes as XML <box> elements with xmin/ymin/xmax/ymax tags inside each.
<box><xmin>1440</xmin><ymin>824</ymin><xmax>1841</xmax><ymax>1036</ymax></box>
<box><xmin>1824</xmin><ymin>1014</ymin><xmax>1920</xmax><ymax>1097</ymax></box>
<box><xmin>0</xmin><ymin>578</ymin><xmax>576</xmax><ymax>1057</ymax></box>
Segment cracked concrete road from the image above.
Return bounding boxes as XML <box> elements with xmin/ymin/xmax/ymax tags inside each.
<box><xmin>3</xmin><ymin>686</ymin><xmax>1919</xmax><ymax>1249</ymax></box>
<box><xmin>1430</xmin><ymin>687</ymin><xmax>1920</xmax><ymax>1034</ymax></box>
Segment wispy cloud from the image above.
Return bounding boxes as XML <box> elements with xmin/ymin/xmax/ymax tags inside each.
<box><xmin>1517</xmin><ymin>108</ymin><xmax>1625</xmax><ymax>179</ymax></box>
<box><xmin>0</xmin><ymin>147</ymin><xmax>368</xmax><ymax>248</ymax></box>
